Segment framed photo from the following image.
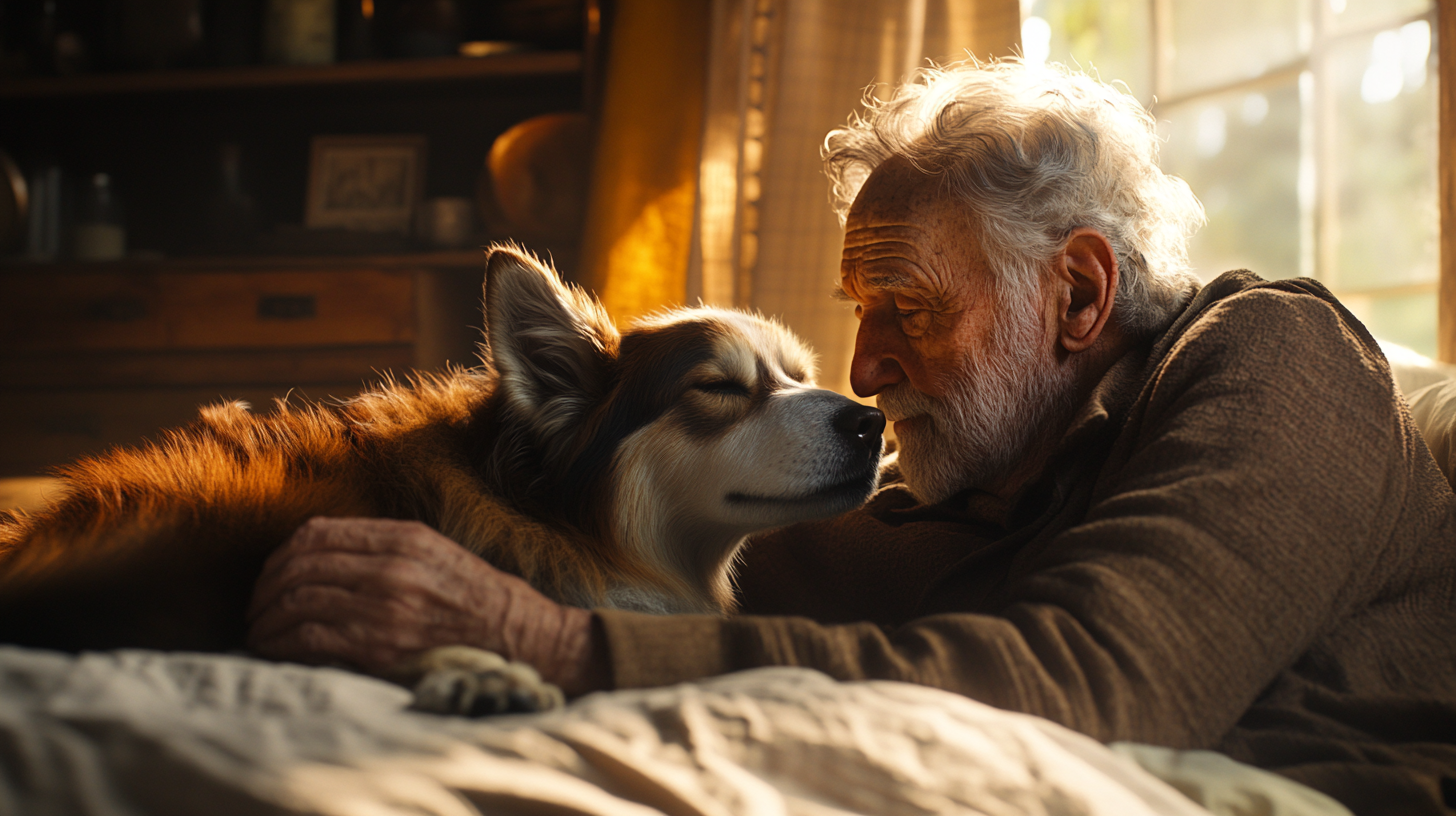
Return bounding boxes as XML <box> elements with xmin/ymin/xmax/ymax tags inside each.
<box><xmin>305</xmin><ymin>135</ymin><xmax>428</xmax><ymax>233</ymax></box>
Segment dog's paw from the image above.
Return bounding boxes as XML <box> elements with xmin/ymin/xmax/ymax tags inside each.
<box><xmin>404</xmin><ymin>646</ymin><xmax>564</xmax><ymax>717</ymax></box>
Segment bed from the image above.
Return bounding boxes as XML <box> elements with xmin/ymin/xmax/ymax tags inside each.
<box><xmin>0</xmin><ymin>647</ymin><xmax>1348</xmax><ymax>816</ymax></box>
<box><xmin>4</xmin><ymin>340</ymin><xmax>1450</xmax><ymax>816</ymax></box>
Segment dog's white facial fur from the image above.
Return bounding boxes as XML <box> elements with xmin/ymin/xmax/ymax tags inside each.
<box><xmin>611</xmin><ymin>311</ymin><xmax>883</xmax><ymax>612</ymax></box>
<box><xmin>484</xmin><ymin>247</ymin><xmax>883</xmax><ymax>614</ymax></box>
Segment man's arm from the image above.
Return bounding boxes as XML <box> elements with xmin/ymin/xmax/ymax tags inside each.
<box><xmin>594</xmin><ymin>287</ymin><xmax>1444</xmax><ymax>746</ymax></box>
<box><xmin>245</xmin><ymin>286</ymin><xmax>1441</xmax><ymax>746</ymax></box>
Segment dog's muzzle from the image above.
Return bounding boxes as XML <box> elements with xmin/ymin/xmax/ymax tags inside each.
<box><xmin>833</xmin><ymin>404</ymin><xmax>886</xmax><ymax>457</ymax></box>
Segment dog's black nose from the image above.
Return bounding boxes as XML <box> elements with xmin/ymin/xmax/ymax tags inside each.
<box><xmin>833</xmin><ymin>404</ymin><xmax>886</xmax><ymax>452</ymax></box>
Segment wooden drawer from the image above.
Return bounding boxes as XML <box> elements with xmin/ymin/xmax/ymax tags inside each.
<box><xmin>0</xmin><ymin>269</ymin><xmax>416</xmax><ymax>352</ymax></box>
<box><xmin>0</xmin><ymin>346</ymin><xmax>417</xmax><ymax>389</ymax></box>
<box><xmin>0</xmin><ymin>265</ymin><xmax>487</xmax><ymax>477</ymax></box>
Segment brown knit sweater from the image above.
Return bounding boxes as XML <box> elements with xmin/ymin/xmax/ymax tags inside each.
<box><xmin>596</xmin><ymin>271</ymin><xmax>1456</xmax><ymax>815</ymax></box>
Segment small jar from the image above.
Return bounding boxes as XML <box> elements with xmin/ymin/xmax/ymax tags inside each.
<box><xmin>73</xmin><ymin>173</ymin><xmax>126</xmax><ymax>261</ymax></box>
<box><xmin>263</xmin><ymin>0</ymin><xmax>336</xmax><ymax>65</ymax></box>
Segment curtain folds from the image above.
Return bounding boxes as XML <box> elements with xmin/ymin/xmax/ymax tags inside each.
<box><xmin>579</xmin><ymin>0</ymin><xmax>713</xmax><ymax>325</ymax></box>
<box><xmin>582</xmin><ymin>0</ymin><xmax>1020</xmax><ymax>391</ymax></box>
<box><xmin>689</xmin><ymin>0</ymin><xmax>1019</xmax><ymax>396</ymax></box>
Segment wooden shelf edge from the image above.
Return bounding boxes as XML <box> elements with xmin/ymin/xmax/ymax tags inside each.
<box><xmin>0</xmin><ymin>51</ymin><xmax>583</xmax><ymax>99</ymax></box>
<box><xmin>0</xmin><ymin>249</ymin><xmax>494</xmax><ymax>274</ymax></box>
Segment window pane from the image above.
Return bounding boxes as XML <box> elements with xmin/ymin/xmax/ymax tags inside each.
<box><xmin>1341</xmin><ymin>290</ymin><xmax>1438</xmax><ymax>358</ymax></box>
<box><xmin>1326</xmin><ymin>19</ymin><xmax>1438</xmax><ymax>291</ymax></box>
<box><xmin>1158</xmin><ymin>82</ymin><xmax>1303</xmax><ymax>282</ymax></box>
<box><xmin>1022</xmin><ymin>0</ymin><xmax>1152</xmax><ymax>100</ymax></box>
<box><xmin>1167</xmin><ymin>0</ymin><xmax>1309</xmax><ymax>97</ymax></box>
<box><xmin>1328</xmin><ymin>0</ymin><xmax>1433</xmax><ymax>35</ymax></box>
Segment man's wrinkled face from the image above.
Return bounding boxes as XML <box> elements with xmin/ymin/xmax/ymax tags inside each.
<box><xmin>838</xmin><ymin>157</ymin><xmax>1074</xmax><ymax>503</ymax></box>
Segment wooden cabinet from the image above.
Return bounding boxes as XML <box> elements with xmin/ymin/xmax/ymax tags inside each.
<box><xmin>3</xmin><ymin>268</ymin><xmax>417</xmax><ymax>352</ymax></box>
<box><xmin>0</xmin><ymin>252</ymin><xmax>492</xmax><ymax>476</ymax></box>
<box><xmin>0</xmin><ymin>49</ymin><xmax>593</xmax><ymax>478</ymax></box>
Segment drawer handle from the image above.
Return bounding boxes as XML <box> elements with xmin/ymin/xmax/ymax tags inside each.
<box><xmin>257</xmin><ymin>294</ymin><xmax>316</xmax><ymax>320</ymax></box>
<box><xmin>85</xmin><ymin>297</ymin><xmax>147</xmax><ymax>323</ymax></box>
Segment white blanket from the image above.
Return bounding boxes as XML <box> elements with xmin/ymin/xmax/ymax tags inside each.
<box><xmin>0</xmin><ymin>648</ymin><xmax>1346</xmax><ymax>816</ymax></box>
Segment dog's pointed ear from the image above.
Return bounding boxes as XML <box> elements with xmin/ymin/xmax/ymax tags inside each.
<box><xmin>482</xmin><ymin>245</ymin><xmax>618</xmax><ymax>426</ymax></box>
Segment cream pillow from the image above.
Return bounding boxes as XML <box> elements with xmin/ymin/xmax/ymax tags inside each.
<box><xmin>1407</xmin><ymin>379</ymin><xmax>1456</xmax><ymax>490</ymax></box>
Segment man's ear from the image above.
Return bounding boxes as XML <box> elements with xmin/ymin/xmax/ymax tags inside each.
<box><xmin>482</xmin><ymin>245</ymin><xmax>619</xmax><ymax>431</ymax></box>
<box><xmin>1053</xmin><ymin>228</ymin><xmax>1119</xmax><ymax>354</ymax></box>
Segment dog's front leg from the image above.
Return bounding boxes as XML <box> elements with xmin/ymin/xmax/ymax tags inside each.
<box><xmin>393</xmin><ymin>645</ymin><xmax>565</xmax><ymax>716</ymax></box>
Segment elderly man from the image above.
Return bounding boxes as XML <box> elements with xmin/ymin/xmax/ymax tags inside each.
<box><xmin>248</xmin><ymin>61</ymin><xmax>1456</xmax><ymax>814</ymax></box>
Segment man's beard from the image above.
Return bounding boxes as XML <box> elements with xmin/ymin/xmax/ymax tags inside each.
<box><xmin>877</xmin><ymin>295</ymin><xmax>1079</xmax><ymax>504</ymax></box>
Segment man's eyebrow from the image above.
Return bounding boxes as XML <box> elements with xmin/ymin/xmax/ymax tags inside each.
<box><xmin>832</xmin><ymin>273</ymin><xmax>917</xmax><ymax>302</ymax></box>
<box><xmin>857</xmin><ymin>271</ymin><xmax>917</xmax><ymax>291</ymax></box>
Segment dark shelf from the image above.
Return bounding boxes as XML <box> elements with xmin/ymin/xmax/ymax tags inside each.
<box><xmin>0</xmin><ymin>51</ymin><xmax>583</xmax><ymax>99</ymax></box>
<box><xmin>0</xmin><ymin>249</ymin><xmax>493</xmax><ymax>274</ymax></box>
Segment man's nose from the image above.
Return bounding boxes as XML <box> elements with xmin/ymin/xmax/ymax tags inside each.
<box><xmin>849</xmin><ymin>320</ymin><xmax>908</xmax><ymax>397</ymax></box>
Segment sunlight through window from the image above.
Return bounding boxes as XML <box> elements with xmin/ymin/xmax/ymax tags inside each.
<box><xmin>1024</xmin><ymin>0</ymin><xmax>1439</xmax><ymax>355</ymax></box>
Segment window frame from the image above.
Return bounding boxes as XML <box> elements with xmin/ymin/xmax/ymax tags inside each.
<box><xmin>1141</xmin><ymin>0</ymin><xmax>1441</xmax><ymax>345</ymax></box>
<box><xmin>1438</xmin><ymin>0</ymin><xmax>1456</xmax><ymax>361</ymax></box>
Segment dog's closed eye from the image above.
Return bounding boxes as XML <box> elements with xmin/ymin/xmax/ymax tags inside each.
<box><xmin>694</xmin><ymin>380</ymin><xmax>751</xmax><ymax>398</ymax></box>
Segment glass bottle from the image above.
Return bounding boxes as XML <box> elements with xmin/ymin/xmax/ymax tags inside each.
<box><xmin>72</xmin><ymin>172</ymin><xmax>125</xmax><ymax>261</ymax></box>
<box><xmin>263</xmin><ymin>0</ymin><xmax>337</xmax><ymax>65</ymax></box>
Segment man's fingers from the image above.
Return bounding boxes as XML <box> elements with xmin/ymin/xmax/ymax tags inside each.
<box><xmin>252</xmin><ymin>518</ymin><xmax>344</xmax><ymax>598</ymax></box>
<box><xmin>286</xmin><ymin>517</ymin><xmax>444</xmax><ymax>556</ymax></box>
<box><xmin>261</xmin><ymin>517</ymin><xmax>423</xmax><ymax>570</ymax></box>
<box><xmin>248</xmin><ymin>600</ymin><xmax>438</xmax><ymax>672</ymax></box>
<box><xmin>248</xmin><ymin>549</ymin><xmax>381</xmax><ymax>621</ymax></box>
<box><xmin>247</xmin><ymin>582</ymin><xmax>364</xmax><ymax>642</ymax></box>
<box><xmin>255</xmin><ymin>517</ymin><xmax>458</xmax><ymax>591</ymax></box>
<box><xmin>248</xmin><ymin>582</ymin><xmax>418</xmax><ymax>669</ymax></box>
<box><xmin>245</xmin><ymin>517</ymin><xmax>512</xmax><ymax>671</ymax></box>
<box><xmin>247</xmin><ymin>619</ymin><xmax>405</xmax><ymax>671</ymax></box>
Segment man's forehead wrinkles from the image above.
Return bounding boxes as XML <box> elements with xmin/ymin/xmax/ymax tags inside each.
<box><xmin>842</xmin><ymin>222</ymin><xmax>931</xmax><ymax>247</ymax></box>
<box><xmin>846</xmin><ymin>243</ymin><xmax>922</xmax><ymax>265</ymax></box>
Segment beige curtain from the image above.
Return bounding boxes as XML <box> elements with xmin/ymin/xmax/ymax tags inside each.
<box><xmin>688</xmin><ymin>0</ymin><xmax>1021</xmax><ymax>396</ymax></box>
<box><xmin>579</xmin><ymin>0</ymin><xmax>1021</xmax><ymax>384</ymax></box>
<box><xmin>579</xmin><ymin>0</ymin><xmax>712</xmax><ymax>326</ymax></box>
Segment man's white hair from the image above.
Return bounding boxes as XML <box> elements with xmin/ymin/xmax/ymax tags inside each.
<box><xmin>824</xmin><ymin>58</ymin><xmax>1205</xmax><ymax>336</ymax></box>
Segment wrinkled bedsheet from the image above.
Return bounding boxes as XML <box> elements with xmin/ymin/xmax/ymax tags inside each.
<box><xmin>0</xmin><ymin>647</ymin><xmax>1347</xmax><ymax>816</ymax></box>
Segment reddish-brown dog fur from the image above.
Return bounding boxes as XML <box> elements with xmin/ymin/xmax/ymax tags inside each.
<box><xmin>0</xmin><ymin>244</ymin><xmax>883</xmax><ymax>654</ymax></box>
<box><xmin>0</xmin><ymin>373</ymin><xmax>652</xmax><ymax>650</ymax></box>
<box><xmin>0</xmin><ymin>248</ymin><xmax>676</xmax><ymax>651</ymax></box>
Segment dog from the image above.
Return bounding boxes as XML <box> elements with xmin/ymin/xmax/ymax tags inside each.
<box><xmin>0</xmin><ymin>245</ymin><xmax>885</xmax><ymax>714</ymax></box>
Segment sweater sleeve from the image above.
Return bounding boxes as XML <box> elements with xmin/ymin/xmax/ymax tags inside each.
<box><xmin>597</xmin><ymin>287</ymin><xmax>1432</xmax><ymax>746</ymax></box>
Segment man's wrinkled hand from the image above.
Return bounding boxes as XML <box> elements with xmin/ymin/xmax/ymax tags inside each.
<box><xmin>245</xmin><ymin>517</ymin><xmax>606</xmax><ymax>695</ymax></box>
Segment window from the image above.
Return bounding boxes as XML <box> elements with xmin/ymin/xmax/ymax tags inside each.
<box><xmin>1022</xmin><ymin>0</ymin><xmax>1439</xmax><ymax>355</ymax></box>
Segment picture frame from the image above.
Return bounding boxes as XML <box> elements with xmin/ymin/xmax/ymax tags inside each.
<box><xmin>305</xmin><ymin>135</ymin><xmax>428</xmax><ymax>233</ymax></box>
